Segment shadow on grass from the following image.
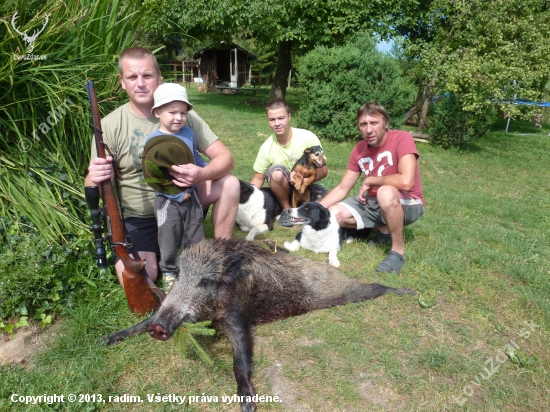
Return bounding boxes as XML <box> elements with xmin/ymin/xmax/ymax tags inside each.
<box><xmin>491</xmin><ymin>117</ymin><xmax>548</xmax><ymax>135</ymax></box>
<box><xmin>188</xmin><ymin>85</ymin><xmax>306</xmax><ymax>114</ymax></box>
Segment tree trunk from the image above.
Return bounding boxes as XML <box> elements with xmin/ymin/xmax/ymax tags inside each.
<box><xmin>418</xmin><ymin>71</ymin><xmax>438</xmax><ymax>133</ymax></box>
<box><xmin>269</xmin><ymin>40</ymin><xmax>293</xmax><ymax>102</ymax></box>
<box><xmin>166</xmin><ymin>43</ymin><xmax>174</xmax><ymax>62</ymax></box>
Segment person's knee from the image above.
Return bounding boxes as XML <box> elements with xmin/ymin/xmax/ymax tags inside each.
<box><xmin>376</xmin><ymin>186</ymin><xmax>400</xmax><ymax>207</ymax></box>
<box><xmin>269</xmin><ymin>170</ymin><xmax>287</xmax><ymax>185</ymax></box>
<box><xmin>140</xmin><ymin>251</ymin><xmax>158</xmax><ymax>281</ymax></box>
<box><xmin>224</xmin><ymin>174</ymin><xmax>240</xmax><ymax>191</ymax></box>
<box><xmin>329</xmin><ymin>205</ymin><xmax>347</xmax><ymax>225</ymax></box>
<box><xmin>218</xmin><ymin>175</ymin><xmax>240</xmax><ymax>203</ymax></box>
<box><xmin>116</xmin><ymin>251</ymin><xmax>158</xmax><ymax>284</ymax></box>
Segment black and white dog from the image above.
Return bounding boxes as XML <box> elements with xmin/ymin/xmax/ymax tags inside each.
<box><xmin>236</xmin><ymin>180</ymin><xmax>283</xmax><ymax>241</ymax></box>
<box><xmin>283</xmin><ymin>202</ymin><xmax>370</xmax><ymax>267</ymax></box>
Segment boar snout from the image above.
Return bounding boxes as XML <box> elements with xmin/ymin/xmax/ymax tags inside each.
<box><xmin>148</xmin><ymin>322</ymin><xmax>172</xmax><ymax>341</ymax></box>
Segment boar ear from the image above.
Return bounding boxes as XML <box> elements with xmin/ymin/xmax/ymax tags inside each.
<box><xmin>219</xmin><ymin>253</ymin><xmax>245</xmax><ymax>284</ymax></box>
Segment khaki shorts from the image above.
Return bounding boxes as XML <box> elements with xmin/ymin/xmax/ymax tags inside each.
<box><xmin>338</xmin><ymin>196</ymin><xmax>424</xmax><ymax>230</ymax></box>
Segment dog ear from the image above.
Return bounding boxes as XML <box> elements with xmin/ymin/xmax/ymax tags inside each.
<box><xmin>303</xmin><ymin>147</ymin><xmax>311</xmax><ymax>154</ymax></box>
<box><xmin>319</xmin><ymin>206</ymin><xmax>331</xmax><ymax>224</ymax></box>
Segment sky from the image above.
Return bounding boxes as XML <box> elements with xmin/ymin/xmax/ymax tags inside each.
<box><xmin>377</xmin><ymin>39</ymin><xmax>393</xmax><ymax>53</ymax></box>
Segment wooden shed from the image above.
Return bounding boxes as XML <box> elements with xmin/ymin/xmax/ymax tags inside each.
<box><xmin>193</xmin><ymin>41</ymin><xmax>256</xmax><ymax>90</ymax></box>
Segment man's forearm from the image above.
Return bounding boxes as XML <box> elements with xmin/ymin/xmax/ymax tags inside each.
<box><xmin>365</xmin><ymin>174</ymin><xmax>414</xmax><ymax>192</ymax></box>
<box><xmin>313</xmin><ymin>165</ymin><xmax>328</xmax><ymax>182</ymax></box>
<box><xmin>250</xmin><ymin>174</ymin><xmax>265</xmax><ymax>188</ymax></box>
<box><xmin>319</xmin><ymin>186</ymin><xmax>349</xmax><ymax>208</ymax></box>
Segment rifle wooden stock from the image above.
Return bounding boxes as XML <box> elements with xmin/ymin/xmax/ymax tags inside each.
<box><xmin>85</xmin><ymin>80</ymin><xmax>159</xmax><ymax>315</ymax></box>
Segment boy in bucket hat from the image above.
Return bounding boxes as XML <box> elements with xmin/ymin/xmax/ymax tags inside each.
<box><xmin>142</xmin><ymin>83</ymin><xmax>207</xmax><ymax>290</ymax></box>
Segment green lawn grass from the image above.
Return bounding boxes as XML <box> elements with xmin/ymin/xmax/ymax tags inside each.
<box><xmin>1</xmin><ymin>86</ymin><xmax>549</xmax><ymax>411</ymax></box>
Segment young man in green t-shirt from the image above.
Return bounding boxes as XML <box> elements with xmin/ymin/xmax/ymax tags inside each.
<box><xmin>250</xmin><ymin>100</ymin><xmax>328</xmax><ymax>226</ymax></box>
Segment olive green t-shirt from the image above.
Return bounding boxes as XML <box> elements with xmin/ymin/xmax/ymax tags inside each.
<box><xmin>90</xmin><ymin>103</ymin><xmax>218</xmax><ymax>218</ymax></box>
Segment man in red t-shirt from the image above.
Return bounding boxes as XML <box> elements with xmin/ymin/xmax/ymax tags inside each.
<box><xmin>320</xmin><ymin>102</ymin><xmax>425</xmax><ymax>273</ymax></box>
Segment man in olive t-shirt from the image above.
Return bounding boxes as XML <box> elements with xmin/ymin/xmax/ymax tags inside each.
<box><xmin>85</xmin><ymin>47</ymin><xmax>239</xmax><ymax>285</ymax></box>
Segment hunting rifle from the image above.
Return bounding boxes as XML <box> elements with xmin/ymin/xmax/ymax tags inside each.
<box><xmin>84</xmin><ymin>80</ymin><xmax>163</xmax><ymax>315</ymax></box>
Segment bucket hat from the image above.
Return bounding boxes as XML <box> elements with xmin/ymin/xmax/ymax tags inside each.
<box><xmin>141</xmin><ymin>134</ymin><xmax>195</xmax><ymax>195</ymax></box>
<box><xmin>152</xmin><ymin>83</ymin><xmax>193</xmax><ymax>114</ymax></box>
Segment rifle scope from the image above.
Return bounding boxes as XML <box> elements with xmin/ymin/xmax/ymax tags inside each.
<box><xmin>84</xmin><ymin>186</ymin><xmax>108</xmax><ymax>269</ymax></box>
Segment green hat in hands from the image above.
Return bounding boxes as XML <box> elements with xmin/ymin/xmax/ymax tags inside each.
<box><xmin>140</xmin><ymin>134</ymin><xmax>195</xmax><ymax>195</ymax></box>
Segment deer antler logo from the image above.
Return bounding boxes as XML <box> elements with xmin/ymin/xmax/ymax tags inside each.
<box><xmin>11</xmin><ymin>11</ymin><xmax>50</xmax><ymax>54</ymax></box>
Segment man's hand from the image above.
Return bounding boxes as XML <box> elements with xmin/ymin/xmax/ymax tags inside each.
<box><xmin>170</xmin><ymin>163</ymin><xmax>204</xmax><ymax>187</ymax></box>
<box><xmin>87</xmin><ymin>156</ymin><xmax>114</xmax><ymax>185</ymax></box>
<box><xmin>289</xmin><ymin>171</ymin><xmax>302</xmax><ymax>187</ymax></box>
<box><xmin>358</xmin><ymin>177</ymin><xmax>371</xmax><ymax>204</ymax></box>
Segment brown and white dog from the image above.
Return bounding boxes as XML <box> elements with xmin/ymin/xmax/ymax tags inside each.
<box><xmin>290</xmin><ymin>145</ymin><xmax>326</xmax><ymax>208</ymax></box>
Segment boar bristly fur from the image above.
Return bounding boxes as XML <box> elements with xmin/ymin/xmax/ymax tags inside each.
<box><xmin>104</xmin><ymin>238</ymin><xmax>416</xmax><ymax>412</ymax></box>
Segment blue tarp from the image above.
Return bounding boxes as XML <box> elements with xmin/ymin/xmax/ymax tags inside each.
<box><xmin>512</xmin><ymin>99</ymin><xmax>550</xmax><ymax>107</ymax></box>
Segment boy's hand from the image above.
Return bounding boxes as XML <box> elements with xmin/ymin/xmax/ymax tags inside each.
<box><xmin>170</xmin><ymin>163</ymin><xmax>203</xmax><ymax>187</ymax></box>
<box><xmin>88</xmin><ymin>156</ymin><xmax>114</xmax><ymax>184</ymax></box>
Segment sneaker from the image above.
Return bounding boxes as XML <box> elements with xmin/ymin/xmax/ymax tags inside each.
<box><xmin>368</xmin><ymin>231</ymin><xmax>392</xmax><ymax>247</ymax></box>
<box><xmin>277</xmin><ymin>210</ymin><xmax>294</xmax><ymax>227</ymax></box>
<box><xmin>163</xmin><ymin>272</ymin><xmax>177</xmax><ymax>292</ymax></box>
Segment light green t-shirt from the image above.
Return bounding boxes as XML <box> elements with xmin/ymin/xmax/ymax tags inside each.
<box><xmin>90</xmin><ymin>103</ymin><xmax>218</xmax><ymax>218</ymax></box>
<box><xmin>253</xmin><ymin>127</ymin><xmax>324</xmax><ymax>175</ymax></box>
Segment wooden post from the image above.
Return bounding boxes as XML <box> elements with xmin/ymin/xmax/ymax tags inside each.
<box><xmin>287</xmin><ymin>69</ymin><xmax>292</xmax><ymax>88</ymax></box>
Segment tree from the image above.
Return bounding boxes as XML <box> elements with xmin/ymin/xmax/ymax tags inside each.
<box><xmin>296</xmin><ymin>36</ymin><xmax>416</xmax><ymax>141</ymax></box>
<box><xmin>141</xmin><ymin>0</ymin><xmax>398</xmax><ymax>100</ymax></box>
<box><xmin>392</xmin><ymin>0</ymin><xmax>550</xmax><ymax>129</ymax></box>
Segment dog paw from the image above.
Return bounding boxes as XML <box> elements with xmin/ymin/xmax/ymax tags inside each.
<box><xmin>328</xmin><ymin>257</ymin><xmax>340</xmax><ymax>268</ymax></box>
<box><xmin>345</xmin><ymin>236</ymin><xmax>354</xmax><ymax>244</ymax></box>
<box><xmin>284</xmin><ymin>240</ymin><xmax>300</xmax><ymax>251</ymax></box>
<box><xmin>328</xmin><ymin>250</ymin><xmax>340</xmax><ymax>267</ymax></box>
<box><xmin>239</xmin><ymin>225</ymin><xmax>251</xmax><ymax>232</ymax></box>
<box><xmin>245</xmin><ymin>233</ymin><xmax>256</xmax><ymax>241</ymax></box>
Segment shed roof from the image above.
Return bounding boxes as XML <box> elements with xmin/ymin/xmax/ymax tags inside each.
<box><xmin>193</xmin><ymin>41</ymin><xmax>257</xmax><ymax>60</ymax></box>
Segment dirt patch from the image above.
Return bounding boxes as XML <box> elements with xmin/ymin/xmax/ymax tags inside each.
<box><xmin>357</xmin><ymin>379</ymin><xmax>406</xmax><ymax>410</ymax></box>
<box><xmin>295</xmin><ymin>336</ymin><xmax>323</xmax><ymax>347</ymax></box>
<box><xmin>0</xmin><ymin>323</ymin><xmax>56</xmax><ymax>367</ymax></box>
<box><xmin>264</xmin><ymin>361</ymin><xmax>312</xmax><ymax>412</ymax></box>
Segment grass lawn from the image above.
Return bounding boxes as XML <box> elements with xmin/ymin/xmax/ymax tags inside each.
<box><xmin>1</xmin><ymin>85</ymin><xmax>549</xmax><ymax>411</ymax></box>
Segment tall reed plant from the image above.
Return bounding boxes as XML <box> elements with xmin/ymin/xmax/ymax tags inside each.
<box><xmin>0</xmin><ymin>0</ymin><xmax>142</xmax><ymax>242</ymax></box>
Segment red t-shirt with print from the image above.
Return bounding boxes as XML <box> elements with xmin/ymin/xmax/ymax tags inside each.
<box><xmin>347</xmin><ymin>130</ymin><xmax>424</xmax><ymax>204</ymax></box>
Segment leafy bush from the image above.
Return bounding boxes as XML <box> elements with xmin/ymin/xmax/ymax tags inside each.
<box><xmin>430</xmin><ymin>94</ymin><xmax>497</xmax><ymax>149</ymax></box>
<box><xmin>0</xmin><ymin>217</ymin><xmax>116</xmax><ymax>323</ymax></box>
<box><xmin>0</xmin><ymin>0</ymin><xmax>142</xmax><ymax>242</ymax></box>
<box><xmin>295</xmin><ymin>36</ymin><xmax>416</xmax><ymax>142</ymax></box>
